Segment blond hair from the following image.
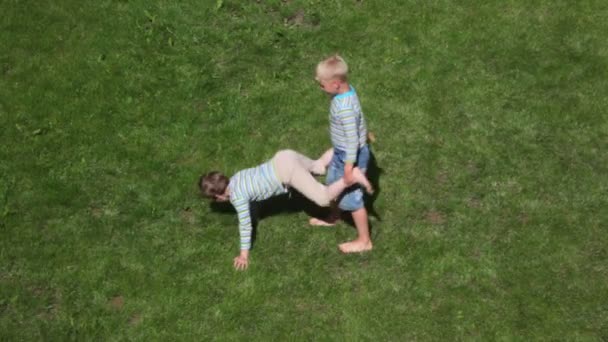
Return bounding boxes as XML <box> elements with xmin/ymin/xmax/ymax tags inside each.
<box><xmin>315</xmin><ymin>55</ymin><xmax>348</xmax><ymax>81</ymax></box>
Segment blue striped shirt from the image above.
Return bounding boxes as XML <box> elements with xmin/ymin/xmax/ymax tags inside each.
<box><xmin>229</xmin><ymin>160</ymin><xmax>287</xmax><ymax>250</ymax></box>
<box><xmin>329</xmin><ymin>86</ymin><xmax>367</xmax><ymax>163</ymax></box>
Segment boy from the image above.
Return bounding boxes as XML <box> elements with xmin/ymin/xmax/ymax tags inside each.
<box><xmin>200</xmin><ymin>149</ymin><xmax>373</xmax><ymax>270</ymax></box>
<box><xmin>311</xmin><ymin>54</ymin><xmax>373</xmax><ymax>254</ymax></box>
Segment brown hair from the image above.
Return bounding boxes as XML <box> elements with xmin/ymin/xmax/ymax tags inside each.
<box><xmin>199</xmin><ymin>171</ymin><xmax>229</xmax><ymax>199</ymax></box>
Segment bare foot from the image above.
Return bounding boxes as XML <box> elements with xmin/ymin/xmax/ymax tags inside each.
<box><xmin>338</xmin><ymin>240</ymin><xmax>373</xmax><ymax>253</ymax></box>
<box><xmin>352</xmin><ymin>168</ymin><xmax>374</xmax><ymax>194</ymax></box>
<box><xmin>309</xmin><ymin>217</ymin><xmax>337</xmax><ymax>226</ymax></box>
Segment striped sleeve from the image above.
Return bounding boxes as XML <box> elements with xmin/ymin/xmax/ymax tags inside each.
<box><xmin>337</xmin><ymin>108</ymin><xmax>360</xmax><ymax>163</ymax></box>
<box><xmin>230</xmin><ymin>196</ymin><xmax>253</xmax><ymax>250</ymax></box>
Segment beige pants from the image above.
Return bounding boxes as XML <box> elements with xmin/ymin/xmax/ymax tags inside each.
<box><xmin>272</xmin><ymin>150</ymin><xmax>339</xmax><ymax>207</ymax></box>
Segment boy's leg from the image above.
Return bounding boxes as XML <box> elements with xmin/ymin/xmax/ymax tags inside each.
<box><xmin>334</xmin><ymin>145</ymin><xmax>373</xmax><ymax>252</ymax></box>
<box><xmin>338</xmin><ymin>207</ymin><xmax>373</xmax><ymax>253</ymax></box>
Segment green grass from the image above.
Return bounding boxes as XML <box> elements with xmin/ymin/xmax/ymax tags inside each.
<box><xmin>2</xmin><ymin>0</ymin><xmax>607</xmax><ymax>339</ymax></box>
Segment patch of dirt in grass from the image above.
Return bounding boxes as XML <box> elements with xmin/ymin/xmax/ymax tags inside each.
<box><xmin>38</xmin><ymin>302</ymin><xmax>60</xmax><ymax>320</ymax></box>
<box><xmin>285</xmin><ymin>9</ymin><xmax>305</xmax><ymax>25</ymax></box>
<box><xmin>436</xmin><ymin>170</ymin><xmax>449</xmax><ymax>185</ymax></box>
<box><xmin>519</xmin><ymin>213</ymin><xmax>529</xmax><ymax>225</ymax></box>
<box><xmin>249</xmin><ymin>130</ymin><xmax>262</xmax><ymax>139</ymax></box>
<box><xmin>109</xmin><ymin>295</ymin><xmax>125</xmax><ymax>311</ymax></box>
<box><xmin>284</xmin><ymin>9</ymin><xmax>320</xmax><ymax>28</ymax></box>
<box><xmin>467</xmin><ymin>161</ymin><xmax>480</xmax><ymax>175</ymax></box>
<box><xmin>129</xmin><ymin>313</ymin><xmax>143</xmax><ymax>326</ymax></box>
<box><xmin>466</xmin><ymin>196</ymin><xmax>482</xmax><ymax>209</ymax></box>
<box><xmin>425</xmin><ymin>210</ymin><xmax>445</xmax><ymax>225</ymax></box>
<box><xmin>471</xmin><ymin>248</ymin><xmax>482</xmax><ymax>260</ymax></box>
<box><xmin>90</xmin><ymin>204</ymin><xmax>120</xmax><ymax>218</ymax></box>
<box><xmin>31</xmin><ymin>286</ymin><xmax>61</xmax><ymax>320</ymax></box>
<box><xmin>193</xmin><ymin>100</ymin><xmax>206</xmax><ymax>113</ymax></box>
<box><xmin>32</xmin><ymin>286</ymin><xmax>49</xmax><ymax>298</ymax></box>
<box><xmin>90</xmin><ymin>206</ymin><xmax>103</xmax><ymax>218</ymax></box>
<box><xmin>180</xmin><ymin>207</ymin><xmax>196</xmax><ymax>225</ymax></box>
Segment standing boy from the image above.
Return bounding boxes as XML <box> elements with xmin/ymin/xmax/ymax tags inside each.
<box><xmin>311</xmin><ymin>55</ymin><xmax>373</xmax><ymax>253</ymax></box>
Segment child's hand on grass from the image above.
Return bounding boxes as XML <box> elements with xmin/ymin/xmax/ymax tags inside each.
<box><xmin>233</xmin><ymin>250</ymin><xmax>249</xmax><ymax>270</ymax></box>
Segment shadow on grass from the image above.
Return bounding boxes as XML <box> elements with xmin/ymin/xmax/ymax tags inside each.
<box><xmin>209</xmin><ymin>192</ymin><xmax>324</xmax><ymax>218</ymax></box>
<box><xmin>365</xmin><ymin>150</ymin><xmax>383</xmax><ymax>222</ymax></box>
<box><xmin>209</xmin><ymin>192</ymin><xmax>324</xmax><ymax>249</ymax></box>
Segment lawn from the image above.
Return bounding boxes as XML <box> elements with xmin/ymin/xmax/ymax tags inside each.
<box><xmin>1</xmin><ymin>0</ymin><xmax>607</xmax><ymax>339</ymax></box>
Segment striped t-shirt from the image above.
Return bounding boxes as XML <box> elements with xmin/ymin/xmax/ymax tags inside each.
<box><xmin>229</xmin><ymin>160</ymin><xmax>287</xmax><ymax>250</ymax></box>
<box><xmin>329</xmin><ymin>86</ymin><xmax>367</xmax><ymax>163</ymax></box>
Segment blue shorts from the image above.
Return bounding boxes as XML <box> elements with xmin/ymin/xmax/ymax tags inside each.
<box><xmin>326</xmin><ymin>145</ymin><xmax>370</xmax><ymax>211</ymax></box>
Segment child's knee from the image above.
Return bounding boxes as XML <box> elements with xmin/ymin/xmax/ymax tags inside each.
<box><xmin>310</xmin><ymin>162</ymin><xmax>326</xmax><ymax>175</ymax></box>
<box><xmin>338</xmin><ymin>189</ymin><xmax>364</xmax><ymax>211</ymax></box>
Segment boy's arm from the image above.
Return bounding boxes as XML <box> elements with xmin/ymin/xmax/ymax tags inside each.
<box><xmin>231</xmin><ymin>196</ymin><xmax>253</xmax><ymax>269</ymax></box>
<box><xmin>344</xmin><ymin>162</ymin><xmax>354</xmax><ymax>184</ymax></box>
<box><xmin>338</xmin><ymin>109</ymin><xmax>359</xmax><ymax>183</ymax></box>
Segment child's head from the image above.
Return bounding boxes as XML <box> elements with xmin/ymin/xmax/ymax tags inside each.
<box><xmin>199</xmin><ymin>171</ymin><xmax>229</xmax><ymax>202</ymax></box>
<box><xmin>315</xmin><ymin>55</ymin><xmax>349</xmax><ymax>94</ymax></box>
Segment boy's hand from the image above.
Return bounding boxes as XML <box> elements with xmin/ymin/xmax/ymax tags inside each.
<box><xmin>344</xmin><ymin>163</ymin><xmax>355</xmax><ymax>185</ymax></box>
<box><xmin>233</xmin><ymin>250</ymin><xmax>249</xmax><ymax>270</ymax></box>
